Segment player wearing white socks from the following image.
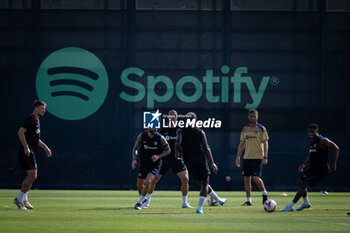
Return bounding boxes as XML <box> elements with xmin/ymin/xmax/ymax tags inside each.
<box><xmin>146</xmin><ymin>110</ymin><xmax>192</xmax><ymax>209</ymax></box>
<box><xmin>175</xmin><ymin>112</ymin><xmax>226</xmax><ymax>214</ymax></box>
<box><xmin>15</xmin><ymin>100</ymin><xmax>52</xmax><ymax>210</ymax></box>
<box><xmin>235</xmin><ymin>109</ymin><xmax>269</xmax><ymax>206</ymax></box>
<box><xmin>131</xmin><ymin>129</ymin><xmax>171</xmax><ymax>210</ymax></box>
<box><xmin>280</xmin><ymin>124</ymin><xmax>339</xmax><ymax>212</ymax></box>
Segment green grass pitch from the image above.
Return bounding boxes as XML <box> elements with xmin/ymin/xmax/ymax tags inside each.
<box><xmin>1</xmin><ymin>190</ymin><xmax>350</xmax><ymax>233</ymax></box>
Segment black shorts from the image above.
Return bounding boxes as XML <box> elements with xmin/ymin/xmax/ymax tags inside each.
<box><xmin>159</xmin><ymin>158</ymin><xmax>187</xmax><ymax>175</ymax></box>
<box><xmin>300</xmin><ymin>168</ymin><xmax>329</xmax><ymax>187</ymax></box>
<box><xmin>138</xmin><ymin>161</ymin><xmax>162</xmax><ymax>179</ymax></box>
<box><xmin>186</xmin><ymin>163</ymin><xmax>210</xmax><ymax>181</ymax></box>
<box><xmin>18</xmin><ymin>149</ymin><xmax>37</xmax><ymax>170</ymax></box>
<box><xmin>242</xmin><ymin>159</ymin><xmax>262</xmax><ymax>177</ymax></box>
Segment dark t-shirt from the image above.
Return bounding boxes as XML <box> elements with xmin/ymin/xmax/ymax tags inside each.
<box><xmin>139</xmin><ymin>131</ymin><xmax>163</xmax><ymax>167</ymax></box>
<box><xmin>180</xmin><ymin>128</ymin><xmax>207</xmax><ymax>165</ymax></box>
<box><xmin>19</xmin><ymin>114</ymin><xmax>40</xmax><ymax>152</ymax></box>
<box><xmin>309</xmin><ymin>135</ymin><xmax>329</xmax><ymax>171</ymax></box>
<box><xmin>158</xmin><ymin>127</ymin><xmax>177</xmax><ymax>163</ymax></box>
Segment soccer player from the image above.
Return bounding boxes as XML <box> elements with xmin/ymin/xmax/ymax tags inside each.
<box><xmin>14</xmin><ymin>100</ymin><xmax>52</xmax><ymax>210</ymax></box>
<box><xmin>131</xmin><ymin>128</ymin><xmax>171</xmax><ymax>210</ymax></box>
<box><xmin>175</xmin><ymin>112</ymin><xmax>226</xmax><ymax>214</ymax></box>
<box><xmin>280</xmin><ymin>123</ymin><xmax>339</xmax><ymax>212</ymax></box>
<box><xmin>144</xmin><ymin>110</ymin><xmax>192</xmax><ymax>209</ymax></box>
<box><xmin>235</xmin><ymin>109</ymin><xmax>269</xmax><ymax>206</ymax></box>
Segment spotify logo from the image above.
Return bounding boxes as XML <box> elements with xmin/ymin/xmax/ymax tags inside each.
<box><xmin>36</xmin><ymin>47</ymin><xmax>109</xmax><ymax>120</ymax></box>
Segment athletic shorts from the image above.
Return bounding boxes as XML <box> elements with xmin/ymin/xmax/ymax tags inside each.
<box><xmin>300</xmin><ymin>168</ymin><xmax>329</xmax><ymax>187</ymax></box>
<box><xmin>159</xmin><ymin>158</ymin><xmax>187</xmax><ymax>175</ymax></box>
<box><xmin>18</xmin><ymin>149</ymin><xmax>37</xmax><ymax>170</ymax></box>
<box><xmin>186</xmin><ymin>163</ymin><xmax>210</xmax><ymax>181</ymax></box>
<box><xmin>242</xmin><ymin>159</ymin><xmax>262</xmax><ymax>177</ymax></box>
<box><xmin>138</xmin><ymin>161</ymin><xmax>162</xmax><ymax>179</ymax></box>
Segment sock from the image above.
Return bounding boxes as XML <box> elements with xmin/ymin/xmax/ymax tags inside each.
<box><xmin>208</xmin><ymin>190</ymin><xmax>220</xmax><ymax>201</ymax></box>
<box><xmin>262</xmin><ymin>190</ymin><xmax>268</xmax><ymax>196</ymax></box>
<box><xmin>138</xmin><ymin>195</ymin><xmax>145</xmax><ymax>204</ymax></box>
<box><xmin>146</xmin><ymin>193</ymin><xmax>152</xmax><ymax>202</ymax></box>
<box><xmin>17</xmin><ymin>191</ymin><xmax>25</xmax><ymax>203</ymax></box>
<box><xmin>23</xmin><ymin>192</ymin><xmax>28</xmax><ymax>202</ymax></box>
<box><xmin>247</xmin><ymin>197</ymin><xmax>252</xmax><ymax>203</ymax></box>
<box><xmin>182</xmin><ymin>195</ymin><xmax>188</xmax><ymax>204</ymax></box>
<box><xmin>197</xmin><ymin>196</ymin><xmax>206</xmax><ymax>210</ymax></box>
<box><xmin>303</xmin><ymin>196</ymin><xmax>310</xmax><ymax>205</ymax></box>
<box><xmin>288</xmin><ymin>201</ymin><xmax>295</xmax><ymax>208</ymax></box>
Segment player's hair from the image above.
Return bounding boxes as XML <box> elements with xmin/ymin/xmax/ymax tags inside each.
<box><xmin>248</xmin><ymin>109</ymin><xmax>258</xmax><ymax>115</ymax></box>
<box><xmin>186</xmin><ymin>112</ymin><xmax>197</xmax><ymax>120</ymax></box>
<box><xmin>168</xmin><ymin>109</ymin><xmax>178</xmax><ymax>118</ymax></box>
<box><xmin>33</xmin><ymin>100</ymin><xmax>47</xmax><ymax>108</ymax></box>
<box><xmin>308</xmin><ymin>123</ymin><xmax>319</xmax><ymax>131</ymax></box>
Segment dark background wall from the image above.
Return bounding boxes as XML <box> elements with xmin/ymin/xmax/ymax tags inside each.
<box><xmin>1</xmin><ymin>0</ymin><xmax>349</xmax><ymax>191</ymax></box>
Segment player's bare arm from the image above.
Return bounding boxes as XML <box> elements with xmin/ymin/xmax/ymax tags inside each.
<box><xmin>151</xmin><ymin>136</ymin><xmax>170</xmax><ymax>162</ymax></box>
<box><xmin>262</xmin><ymin>140</ymin><xmax>268</xmax><ymax>165</ymax></box>
<box><xmin>175</xmin><ymin>129</ymin><xmax>182</xmax><ymax>160</ymax></box>
<box><xmin>17</xmin><ymin>127</ymin><xmax>30</xmax><ymax>156</ymax></box>
<box><xmin>131</xmin><ymin>134</ymin><xmax>142</xmax><ymax>169</ymax></box>
<box><xmin>320</xmin><ymin>137</ymin><xmax>340</xmax><ymax>172</ymax></box>
<box><xmin>38</xmin><ymin>139</ymin><xmax>52</xmax><ymax>157</ymax></box>
<box><xmin>235</xmin><ymin>140</ymin><xmax>245</xmax><ymax>168</ymax></box>
<box><xmin>201</xmin><ymin>130</ymin><xmax>218</xmax><ymax>174</ymax></box>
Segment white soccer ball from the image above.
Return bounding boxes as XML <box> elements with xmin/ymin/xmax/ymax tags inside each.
<box><xmin>208</xmin><ymin>196</ymin><xmax>218</xmax><ymax>206</ymax></box>
<box><xmin>264</xmin><ymin>199</ymin><xmax>277</xmax><ymax>212</ymax></box>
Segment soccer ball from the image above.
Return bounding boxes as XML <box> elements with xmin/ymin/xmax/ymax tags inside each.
<box><xmin>208</xmin><ymin>196</ymin><xmax>218</xmax><ymax>206</ymax></box>
<box><xmin>264</xmin><ymin>199</ymin><xmax>277</xmax><ymax>212</ymax></box>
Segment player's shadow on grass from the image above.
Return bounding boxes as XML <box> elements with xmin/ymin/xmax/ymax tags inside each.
<box><xmin>80</xmin><ymin>207</ymin><xmax>190</xmax><ymax>214</ymax></box>
<box><xmin>80</xmin><ymin>207</ymin><xmax>133</xmax><ymax>211</ymax></box>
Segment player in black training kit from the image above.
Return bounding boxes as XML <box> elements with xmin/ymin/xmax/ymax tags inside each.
<box><xmin>14</xmin><ymin>100</ymin><xmax>52</xmax><ymax>210</ymax></box>
<box><xmin>280</xmin><ymin>123</ymin><xmax>339</xmax><ymax>212</ymax></box>
<box><xmin>175</xmin><ymin>112</ymin><xmax>226</xmax><ymax>214</ymax></box>
<box><xmin>145</xmin><ymin>110</ymin><xmax>192</xmax><ymax>209</ymax></box>
<box><xmin>131</xmin><ymin>128</ymin><xmax>170</xmax><ymax>210</ymax></box>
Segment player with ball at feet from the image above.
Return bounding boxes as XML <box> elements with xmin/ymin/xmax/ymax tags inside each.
<box><xmin>175</xmin><ymin>112</ymin><xmax>226</xmax><ymax>214</ymax></box>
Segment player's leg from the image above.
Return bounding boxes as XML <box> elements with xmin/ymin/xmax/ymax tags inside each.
<box><xmin>142</xmin><ymin>174</ymin><xmax>162</xmax><ymax>208</ymax></box>
<box><xmin>252</xmin><ymin>176</ymin><xmax>268</xmax><ymax>204</ymax></box>
<box><xmin>140</xmin><ymin>173</ymin><xmax>156</xmax><ymax>202</ymax></box>
<box><xmin>22</xmin><ymin>169</ymin><xmax>37</xmax><ymax>209</ymax></box>
<box><xmin>177</xmin><ymin>170</ymin><xmax>189</xmax><ymax>196</ymax></box>
<box><xmin>242</xmin><ymin>159</ymin><xmax>253</xmax><ymax>206</ymax></box>
<box><xmin>251</xmin><ymin>159</ymin><xmax>268</xmax><ymax>204</ymax></box>
<box><xmin>15</xmin><ymin>151</ymin><xmax>37</xmax><ymax>209</ymax></box>
<box><xmin>137</xmin><ymin>177</ymin><xmax>145</xmax><ymax>195</ymax></box>
<box><xmin>242</xmin><ymin>176</ymin><xmax>252</xmax><ymax>206</ymax></box>
<box><xmin>15</xmin><ymin>169</ymin><xmax>37</xmax><ymax>210</ymax></box>
<box><xmin>175</xmin><ymin>162</ymin><xmax>192</xmax><ymax>208</ymax></box>
<box><xmin>196</xmin><ymin>177</ymin><xmax>209</xmax><ymax>214</ymax></box>
<box><xmin>294</xmin><ymin>180</ymin><xmax>312</xmax><ymax>210</ymax></box>
<box><xmin>134</xmin><ymin>171</ymin><xmax>147</xmax><ymax>210</ymax></box>
<box><xmin>207</xmin><ymin>185</ymin><xmax>226</xmax><ymax>206</ymax></box>
<box><xmin>280</xmin><ymin>179</ymin><xmax>309</xmax><ymax>212</ymax></box>
<box><xmin>194</xmin><ymin>163</ymin><xmax>212</xmax><ymax>214</ymax></box>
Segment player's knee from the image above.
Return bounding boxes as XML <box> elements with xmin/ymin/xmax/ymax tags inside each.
<box><xmin>252</xmin><ymin>176</ymin><xmax>261</xmax><ymax>182</ymax></box>
<box><xmin>181</xmin><ymin>175</ymin><xmax>189</xmax><ymax>183</ymax></box>
<box><xmin>28</xmin><ymin>173</ymin><xmax>37</xmax><ymax>181</ymax></box>
<box><xmin>145</xmin><ymin>177</ymin><xmax>153</xmax><ymax>185</ymax></box>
